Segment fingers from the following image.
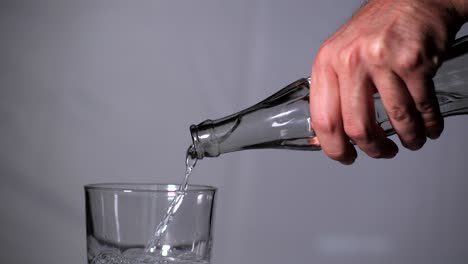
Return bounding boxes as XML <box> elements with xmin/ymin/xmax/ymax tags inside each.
<box><xmin>339</xmin><ymin>68</ymin><xmax>399</xmax><ymax>159</ymax></box>
<box><xmin>403</xmin><ymin>76</ymin><xmax>444</xmax><ymax>140</ymax></box>
<box><xmin>306</xmin><ymin>0</ymin><xmax>452</xmax><ymax>163</ymax></box>
<box><xmin>310</xmin><ymin>62</ymin><xmax>357</xmax><ymax>164</ymax></box>
<box><xmin>371</xmin><ymin>70</ymin><xmax>427</xmax><ymax>150</ymax></box>
<box><xmin>389</xmin><ymin>38</ymin><xmax>444</xmax><ymax>142</ymax></box>
<box><xmin>311</xmin><ymin>61</ymin><xmax>440</xmax><ymax>162</ymax></box>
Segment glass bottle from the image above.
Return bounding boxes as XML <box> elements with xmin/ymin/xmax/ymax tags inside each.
<box><xmin>190</xmin><ymin>36</ymin><xmax>468</xmax><ymax>159</ymax></box>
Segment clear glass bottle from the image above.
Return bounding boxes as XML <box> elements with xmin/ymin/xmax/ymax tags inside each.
<box><xmin>190</xmin><ymin>36</ymin><xmax>468</xmax><ymax>159</ymax></box>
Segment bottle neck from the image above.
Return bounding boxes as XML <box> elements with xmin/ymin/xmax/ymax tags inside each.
<box><xmin>190</xmin><ymin>78</ymin><xmax>312</xmax><ymax>159</ymax></box>
<box><xmin>190</xmin><ymin>121</ymin><xmax>220</xmax><ymax>159</ymax></box>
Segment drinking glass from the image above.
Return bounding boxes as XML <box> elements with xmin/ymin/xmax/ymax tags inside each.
<box><xmin>85</xmin><ymin>183</ymin><xmax>216</xmax><ymax>264</ymax></box>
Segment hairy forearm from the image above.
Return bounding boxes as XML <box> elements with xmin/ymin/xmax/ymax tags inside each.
<box><xmin>366</xmin><ymin>0</ymin><xmax>468</xmax><ymax>20</ymax></box>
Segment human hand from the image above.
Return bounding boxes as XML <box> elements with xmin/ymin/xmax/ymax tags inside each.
<box><xmin>310</xmin><ymin>0</ymin><xmax>467</xmax><ymax>164</ymax></box>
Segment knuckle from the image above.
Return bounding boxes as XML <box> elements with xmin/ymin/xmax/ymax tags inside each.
<box><xmin>395</xmin><ymin>48</ymin><xmax>424</xmax><ymax>73</ymax></box>
<box><xmin>365</xmin><ymin>37</ymin><xmax>387</xmax><ymax>65</ymax></box>
<box><xmin>344</xmin><ymin>122</ymin><xmax>386</xmax><ymax>159</ymax></box>
<box><xmin>415</xmin><ymin>100</ymin><xmax>436</xmax><ymax>114</ymax></box>
<box><xmin>344</xmin><ymin>123</ymin><xmax>372</xmax><ymax>144</ymax></box>
<box><xmin>312</xmin><ymin>117</ymin><xmax>337</xmax><ymax>135</ymax></box>
<box><xmin>316</xmin><ymin>44</ymin><xmax>333</xmax><ymax>63</ymax></box>
<box><xmin>425</xmin><ymin>119</ymin><xmax>442</xmax><ymax>131</ymax></box>
<box><xmin>387</xmin><ymin>105</ymin><xmax>411</xmax><ymax>122</ymax></box>
<box><xmin>422</xmin><ymin>112</ymin><xmax>443</xmax><ymax>132</ymax></box>
<box><xmin>338</xmin><ymin>46</ymin><xmax>360</xmax><ymax>72</ymax></box>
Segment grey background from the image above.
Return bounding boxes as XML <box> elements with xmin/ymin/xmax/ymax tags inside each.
<box><xmin>1</xmin><ymin>1</ymin><xmax>468</xmax><ymax>263</ymax></box>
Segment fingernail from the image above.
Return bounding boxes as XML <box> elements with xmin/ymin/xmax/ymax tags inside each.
<box><xmin>381</xmin><ymin>140</ymin><xmax>398</xmax><ymax>159</ymax></box>
<box><xmin>407</xmin><ymin>139</ymin><xmax>426</xmax><ymax>151</ymax></box>
<box><xmin>392</xmin><ymin>147</ymin><xmax>399</xmax><ymax>156</ymax></box>
<box><xmin>427</xmin><ymin>129</ymin><xmax>441</xmax><ymax>140</ymax></box>
<box><xmin>339</xmin><ymin>159</ymin><xmax>355</xmax><ymax>165</ymax></box>
<box><xmin>385</xmin><ymin>150</ymin><xmax>398</xmax><ymax>159</ymax></box>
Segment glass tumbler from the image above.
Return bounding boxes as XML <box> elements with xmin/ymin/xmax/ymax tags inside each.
<box><xmin>85</xmin><ymin>183</ymin><xmax>216</xmax><ymax>264</ymax></box>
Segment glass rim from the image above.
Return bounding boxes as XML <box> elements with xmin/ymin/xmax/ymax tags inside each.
<box><xmin>84</xmin><ymin>183</ymin><xmax>217</xmax><ymax>193</ymax></box>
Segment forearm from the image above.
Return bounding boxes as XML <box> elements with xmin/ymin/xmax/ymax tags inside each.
<box><xmin>366</xmin><ymin>0</ymin><xmax>468</xmax><ymax>20</ymax></box>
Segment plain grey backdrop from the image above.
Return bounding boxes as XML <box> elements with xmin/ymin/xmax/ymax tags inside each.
<box><xmin>1</xmin><ymin>1</ymin><xmax>468</xmax><ymax>263</ymax></box>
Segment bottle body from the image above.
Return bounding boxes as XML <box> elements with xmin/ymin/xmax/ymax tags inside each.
<box><xmin>190</xmin><ymin>36</ymin><xmax>468</xmax><ymax>159</ymax></box>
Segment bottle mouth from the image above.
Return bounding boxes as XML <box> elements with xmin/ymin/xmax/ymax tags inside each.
<box><xmin>190</xmin><ymin>124</ymin><xmax>205</xmax><ymax>159</ymax></box>
<box><xmin>189</xmin><ymin>120</ymin><xmax>221</xmax><ymax>159</ymax></box>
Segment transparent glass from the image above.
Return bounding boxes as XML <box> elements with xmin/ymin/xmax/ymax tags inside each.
<box><xmin>85</xmin><ymin>183</ymin><xmax>216</xmax><ymax>264</ymax></box>
<box><xmin>190</xmin><ymin>36</ymin><xmax>468</xmax><ymax>158</ymax></box>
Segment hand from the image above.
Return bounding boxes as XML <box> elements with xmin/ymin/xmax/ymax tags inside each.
<box><xmin>310</xmin><ymin>0</ymin><xmax>467</xmax><ymax>164</ymax></box>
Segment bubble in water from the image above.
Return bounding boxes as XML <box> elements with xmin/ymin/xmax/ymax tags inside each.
<box><xmin>123</xmin><ymin>248</ymin><xmax>145</xmax><ymax>257</ymax></box>
<box><xmin>91</xmin><ymin>250</ymin><xmax>208</xmax><ymax>264</ymax></box>
<box><xmin>91</xmin><ymin>251</ymin><xmax>133</xmax><ymax>264</ymax></box>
